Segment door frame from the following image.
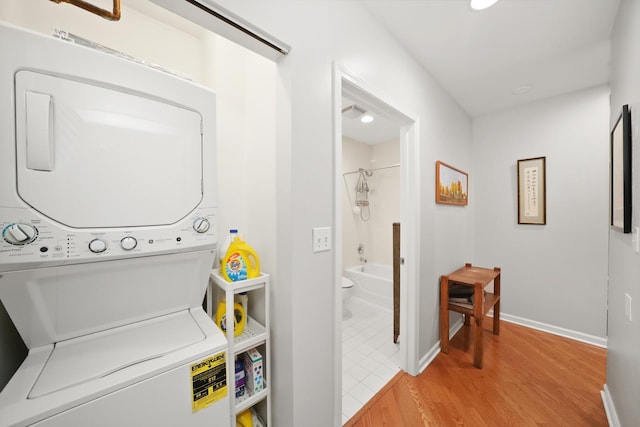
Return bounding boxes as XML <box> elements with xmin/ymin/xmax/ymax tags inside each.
<box><xmin>332</xmin><ymin>63</ymin><xmax>421</xmax><ymax>424</ymax></box>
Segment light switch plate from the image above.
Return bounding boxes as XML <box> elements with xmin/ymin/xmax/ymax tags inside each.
<box><xmin>635</xmin><ymin>227</ymin><xmax>640</xmax><ymax>253</ymax></box>
<box><xmin>625</xmin><ymin>293</ymin><xmax>632</xmax><ymax>322</ymax></box>
<box><xmin>312</xmin><ymin>227</ymin><xmax>331</xmax><ymax>252</ymax></box>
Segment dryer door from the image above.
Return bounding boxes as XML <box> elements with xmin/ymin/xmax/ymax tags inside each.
<box><xmin>15</xmin><ymin>70</ymin><xmax>203</xmax><ymax>228</ymax></box>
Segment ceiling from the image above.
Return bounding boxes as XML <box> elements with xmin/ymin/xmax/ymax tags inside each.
<box><xmin>342</xmin><ymin>96</ymin><xmax>402</xmax><ymax>144</ymax></box>
<box><xmin>344</xmin><ymin>0</ymin><xmax>620</xmax><ymax>144</ymax></box>
<box><xmin>361</xmin><ymin>0</ymin><xmax>620</xmax><ymax>118</ymax></box>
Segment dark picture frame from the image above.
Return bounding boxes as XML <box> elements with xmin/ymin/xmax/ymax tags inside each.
<box><xmin>436</xmin><ymin>161</ymin><xmax>468</xmax><ymax>206</ymax></box>
<box><xmin>517</xmin><ymin>156</ymin><xmax>546</xmax><ymax>225</ymax></box>
<box><xmin>611</xmin><ymin>104</ymin><xmax>632</xmax><ymax>233</ymax></box>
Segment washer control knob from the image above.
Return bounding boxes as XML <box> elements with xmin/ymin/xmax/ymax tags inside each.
<box><xmin>193</xmin><ymin>217</ymin><xmax>210</xmax><ymax>234</ymax></box>
<box><xmin>88</xmin><ymin>239</ymin><xmax>107</xmax><ymax>253</ymax></box>
<box><xmin>120</xmin><ymin>236</ymin><xmax>137</xmax><ymax>251</ymax></box>
<box><xmin>3</xmin><ymin>223</ymin><xmax>38</xmax><ymax>245</ymax></box>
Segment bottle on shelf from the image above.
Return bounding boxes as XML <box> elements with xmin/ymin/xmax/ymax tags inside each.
<box><xmin>218</xmin><ymin>229</ymin><xmax>239</xmax><ymax>262</ymax></box>
<box><xmin>215</xmin><ymin>299</ymin><xmax>246</xmax><ymax>337</ymax></box>
<box><xmin>220</xmin><ymin>232</ymin><xmax>261</xmax><ymax>282</ymax></box>
<box><xmin>236</xmin><ymin>292</ymin><xmax>249</xmax><ymax>318</ymax></box>
<box><xmin>236</xmin><ymin>408</ymin><xmax>253</xmax><ymax>427</ymax></box>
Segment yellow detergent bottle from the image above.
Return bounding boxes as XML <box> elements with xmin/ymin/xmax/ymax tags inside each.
<box><xmin>236</xmin><ymin>409</ymin><xmax>253</xmax><ymax>427</ymax></box>
<box><xmin>220</xmin><ymin>236</ymin><xmax>260</xmax><ymax>282</ymax></box>
<box><xmin>215</xmin><ymin>299</ymin><xmax>246</xmax><ymax>337</ymax></box>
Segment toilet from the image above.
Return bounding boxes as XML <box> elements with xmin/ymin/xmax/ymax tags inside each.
<box><xmin>342</xmin><ymin>277</ymin><xmax>354</xmax><ymax>319</ymax></box>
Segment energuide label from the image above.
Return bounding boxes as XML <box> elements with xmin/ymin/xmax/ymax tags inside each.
<box><xmin>191</xmin><ymin>352</ymin><xmax>227</xmax><ymax>413</ymax></box>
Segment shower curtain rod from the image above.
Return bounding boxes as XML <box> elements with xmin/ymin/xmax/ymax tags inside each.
<box><xmin>343</xmin><ymin>163</ymin><xmax>400</xmax><ymax>176</ymax></box>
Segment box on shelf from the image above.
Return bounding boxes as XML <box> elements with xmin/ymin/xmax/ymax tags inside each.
<box><xmin>235</xmin><ymin>356</ymin><xmax>246</xmax><ymax>398</ymax></box>
<box><xmin>242</xmin><ymin>347</ymin><xmax>263</xmax><ymax>394</ymax></box>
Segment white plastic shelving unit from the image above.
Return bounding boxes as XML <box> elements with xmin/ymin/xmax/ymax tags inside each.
<box><xmin>209</xmin><ymin>270</ymin><xmax>270</xmax><ymax>427</ymax></box>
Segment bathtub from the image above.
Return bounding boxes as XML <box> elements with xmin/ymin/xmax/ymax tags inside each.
<box><xmin>344</xmin><ymin>263</ymin><xmax>393</xmax><ymax>311</ymax></box>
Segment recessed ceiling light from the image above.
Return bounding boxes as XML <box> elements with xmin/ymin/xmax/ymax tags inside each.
<box><xmin>470</xmin><ymin>0</ymin><xmax>499</xmax><ymax>11</ymax></box>
<box><xmin>360</xmin><ymin>114</ymin><xmax>374</xmax><ymax>124</ymax></box>
<box><xmin>513</xmin><ymin>85</ymin><xmax>532</xmax><ymax>95</ymax></box>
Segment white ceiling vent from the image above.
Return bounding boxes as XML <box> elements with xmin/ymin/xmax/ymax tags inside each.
<box><xmin>342</xmin><ymin>104</ymin><xmax>367</xmax><ymax>119</ymax></box>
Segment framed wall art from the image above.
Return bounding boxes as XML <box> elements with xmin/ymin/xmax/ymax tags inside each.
<box><xmin>517</xmin><ymin>156</ymin><xmax>546</xmax><ymax>225</ymax></box>
<box><xmin>436</xmin><ymin>161</ymin><xmax>468</xmax><ymax>206</ymax></box>
<box><xmin>611</xmin><ymin>104</ymin><xmax>632</xmax><ymax>233</ymax></box>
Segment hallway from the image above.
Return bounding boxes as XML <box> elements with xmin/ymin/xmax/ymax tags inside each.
<box><xmin>345</xmin><ymin>319</ymin><xmax>607</xmax><ymax>426</ymax></box>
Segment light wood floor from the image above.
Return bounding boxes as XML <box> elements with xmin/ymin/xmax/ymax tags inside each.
<box><xmin>345</xmin><ymin>318</ymin><xmax>607</xmax><ymax>427</ymax></box>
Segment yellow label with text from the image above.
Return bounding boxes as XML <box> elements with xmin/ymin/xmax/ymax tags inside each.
<box><xmin>191</xmin><ymin>352</ymin><xmax>227</xmax><ymax>413</ymax></box>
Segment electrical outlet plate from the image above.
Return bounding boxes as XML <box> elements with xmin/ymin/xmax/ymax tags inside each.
<box><xmin>312</xmin><ymin>227</ymin><xmax>331</xmax><ymax>252</ymax></box>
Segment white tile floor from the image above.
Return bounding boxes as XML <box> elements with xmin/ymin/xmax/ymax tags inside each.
<box><xmin>342</xmin><ymin>297</ymin><xmax>400</xmax><ymax>425</ymax></box>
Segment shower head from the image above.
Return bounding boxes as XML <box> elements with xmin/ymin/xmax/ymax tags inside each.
<box><xmin>358</xmin><ymin>168</ymin><xmax>373</xmax><ymax>176</ymax></box>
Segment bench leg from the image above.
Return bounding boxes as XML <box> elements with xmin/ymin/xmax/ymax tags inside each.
<box><xmin>440</xmin><ymin>276</ymin><xmax>450</xmax><ymax>353</ymax></box>
<box><xmin>474</xmin><ymin>316</ymin><xmax>484</xmax><ymax>368</ymax></box>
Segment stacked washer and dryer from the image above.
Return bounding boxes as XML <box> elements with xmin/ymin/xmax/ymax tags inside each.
<box><xmin>0</xmin><ymin>22</ymin><xmax>229</xmax><ymax>426</ymax></box>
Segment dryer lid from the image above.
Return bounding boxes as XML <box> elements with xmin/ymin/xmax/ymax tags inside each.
<box><xmin>15</xmin><ymin>70</ymin><xmax>204</xmax><ymax>228</ymax></box>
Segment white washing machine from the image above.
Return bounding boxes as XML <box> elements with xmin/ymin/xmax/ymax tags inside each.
<box><xmin>0</xmin><ymin>22</ymin><xmax>229</xmax><ymax>426</ymax></box>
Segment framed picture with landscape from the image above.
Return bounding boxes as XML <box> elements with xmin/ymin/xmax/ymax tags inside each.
<box><xmin>611</xmin><ymin>104</ymin><xmax>632</xmax><ymax>233</ymax></box>
<box><xmin>517</xmin><ymin>156</ymin><xmax>546</xmax><ymax>225</ymax></box>
<box><xmin>436</xmin><ymin>161</ymin><xmax>468</xmax><ymax>206</ymax></box>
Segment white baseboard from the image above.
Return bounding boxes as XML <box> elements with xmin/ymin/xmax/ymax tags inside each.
<box><xmin>601</xmin><ymin>384</ymin><xmax>621</xmax><ymax>427</ymax></box>
<box><xmin>500</xmin><ymin>313</ymin><xmax>607</xmax><ymax>348</ymax></box>
<box><xmin>416</xmin><ymin>312</ymin><xmax>606</xmax><ymax>375</ymax></box>
<box><xmin>418</xmin><ymin>318</ymin><xmax>463</xmax><ymax>373</ymax></box>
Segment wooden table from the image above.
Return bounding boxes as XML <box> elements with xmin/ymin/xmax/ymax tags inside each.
<box><xmin>440</xmin><ymin>263</ymin><xmax>501</xmax><ymax>368</ymax></box>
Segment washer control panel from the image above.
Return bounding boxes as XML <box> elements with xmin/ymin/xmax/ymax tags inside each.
<box><xmin>2</xmin><ymin>223</ymin><xmax>38</xmax><ymax>245</ymax></box>
<box><xmin>0</xmin><ymin>207</ymin><xmax>217</xmax><ymax>272</ymax></box>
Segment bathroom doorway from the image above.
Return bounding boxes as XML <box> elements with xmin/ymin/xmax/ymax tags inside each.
<box><xmin>332</xmin><ymin>64</ymin><xmax>419</xmax><ymax>424</ymax></box>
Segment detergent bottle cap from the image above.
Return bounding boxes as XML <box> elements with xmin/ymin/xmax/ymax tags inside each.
<box><xmin>219</xmin><ymin>229</ymin><xmax>240</xmax><ymax>263</ymax></box>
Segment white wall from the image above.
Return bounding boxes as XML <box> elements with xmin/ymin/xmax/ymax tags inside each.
<box><xmin>369</xmin><ymin>141</ymin><xmax>401</xmax><ymax>265</ymax></box>
<box><xmin>199</xmin><ymin>1</ymin><xmax>473</xmax><ymax>425</ymax></box>
<box><xmin>212</xmin><ymin>36</ymin><xmax>277</xmax><ymax>275</ymax></box>
<box><xmin>342</xmin><ymin>139</ymin><xmax>399</xmax><ymax>270</ymax></box>
<box><xmin>342</xmin><ymin>138</ymin><xmax>372</xmax><ymax>270</ymax></box>
<box><xmin>0</xmin><ymin>0</ymin><xmax>205</xmax><ymax>83</ymax></box>
<box><xmin>607</xmin><ymin>1</ymin><xmax>640</xmax><ymax>425</ymax></box>
<box><xmin>473</xmin><ymin>86</ymin><xmax>610</xmax><ymax>341</ymax></box>
<box><xmin>430</xmin><ymin>108</ymin><xmax>475</xmax><ymax>355</ymax></box>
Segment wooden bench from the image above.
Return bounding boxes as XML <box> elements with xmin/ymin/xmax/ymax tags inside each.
<box><xmin>439</xmin><ymin>263</ymin><xmax>501</xmax><ymax>368</ymax></box>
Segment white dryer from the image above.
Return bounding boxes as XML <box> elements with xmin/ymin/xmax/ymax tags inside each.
<box><xmin>0</xmin><ymin>22</ymin><xmax>229</xmax><ymax>426</ymax></box>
